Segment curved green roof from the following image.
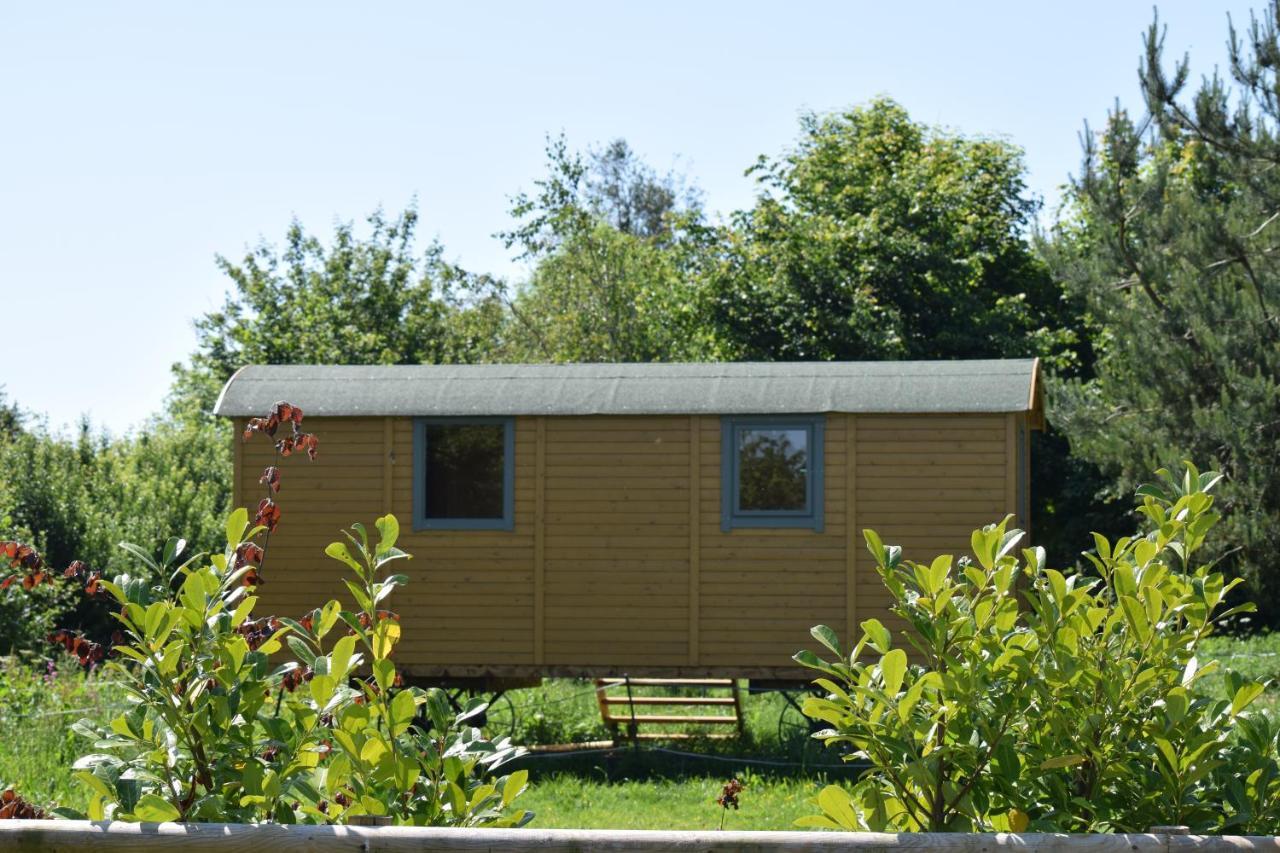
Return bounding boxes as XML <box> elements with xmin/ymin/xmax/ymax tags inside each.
<box><xmin>214</xmin><ymin>360</ymin><xmax>1041</xmax><ymax>418</ymax></box>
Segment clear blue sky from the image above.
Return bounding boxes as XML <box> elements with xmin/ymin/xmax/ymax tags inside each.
<box><xmin>0</xmin><ymin>1</ymin><xmax>1255</xmax><ymax>434</ymax></box>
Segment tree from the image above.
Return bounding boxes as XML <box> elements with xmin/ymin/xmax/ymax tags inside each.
<box><xmin>1046</xmin><ymin>5</ymin><xmax>1280</xmax><ymax>616</ymax></box>
<box><xmin>486</xmin><ymin>136</ymin><xmax>724</xmax><ymax>362</ymax></box>
<box><xmin>170</xmin><ymin>207</ymin><xmax>488</xmax><ymax>420</ymax></box>
<box><xmin>0</xmin><ymin>389</ymin><xmax>21</xmax><ymax>439</ymax></box>
<box><xmin>708</xmin><ymin>98</ymin><xmax>1078</xmax><ymax>366</ymax></box>
<box><xmin>501</xmin><ymin>136</ymin><xmax>702</xmax><ymax>257</ymax></box>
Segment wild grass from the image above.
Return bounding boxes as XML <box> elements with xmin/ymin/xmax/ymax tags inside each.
<box><xmin>0</xmin><ymin>656</ymin><xmax>126</xmax><ymax>810</ymax></box>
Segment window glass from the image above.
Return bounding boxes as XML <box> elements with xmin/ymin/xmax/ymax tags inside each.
<box><xmin>736</xmin><ymin>426</ymin><xmax>809</xmax><ymax>512</ymax></box>
<box><xmin>424</xmin><ymin>424</ymin><xmax>505</xmax><ymax>519</ymax></box>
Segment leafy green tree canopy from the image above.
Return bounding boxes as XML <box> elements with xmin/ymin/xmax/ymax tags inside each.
<box><xmin>170</xmin><ymin>208</ymin><xmax>485</xmax><ymax>419</ymax></box>
<box><xmin>711</xmin><ymin>98</ymin><xmax>1077</xmax><ymax>366</ymax></box>
<box><xmin>486</xmin><ymin>136</ymin><xmax>723</xmax><ymax>362</ymax></box>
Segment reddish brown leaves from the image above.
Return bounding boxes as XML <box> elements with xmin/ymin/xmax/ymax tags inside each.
<box><xmin>357</xmin><ymin>610</ymin><xmax>400</xmax><ymax>629</ymax></box>
<box><xmin>254</xmin><ymin>499</ymin><xmax>281</xmax><ymax>533</ymax></box>
<box><xmin>236</xmin><ymin>617</ymin><xmax>281</xmax><ymax>651</ymax></box>
<box><xmin>61</xmin><ymin>561</ymin><xmax>104</xmax><ymax>598</ymax></box>
<box><xmin>717</xmin><ymin>778</ymin><xmax>743</xmax><ymax>812</ymax></box>
<box><xmin>1</xmin><ymin>540</ymin><xmax>46</xmax><ymax>591</ymax></box>
<box><xmin>48</xmin><ymin>629</ymin><xmax>105</xmax><ymax>666</ymax></box>
<box><xmin>0</xmin><ymin>788</ymin><xmax>47</xmax><ymax>820</ymax></box>
<box><xmin>281</xmin><ymin>665</ymin><xmax>314</xmax><ymax>692</ymax></box>
<box><xmin>236</xmin><ymin>402</ymin><xmax>320</xmax><ymax>584</ymax></box>
<box><xmin>243</xmin><ymin>401</ymin><xmax>305</xmax><ymax>441</ymax></box>
<box><xmin>4</xmin><ymin>541</ymin><xmax>42</xmax><ymax>570</ymax></box>
<box><xmin>243</xmin><ymin>416</ymin><xmax>274</xmax><ymax>440</ymax></box>
<box><xmin>233</xmin><ymin>542</ymin><xmax>264</xmax><ymax>571</ymax></box>
<box><xmin>276</xmin><ymin>402</ymin><xmax>303</xmax><ymax>428</ymax></box>
<box><xmin>276</xmin><ymin>432</ymin><xmax>318</xmax><ymax>460</ymax></box>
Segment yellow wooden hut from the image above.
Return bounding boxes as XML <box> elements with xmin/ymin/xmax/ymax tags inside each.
<box><xmin>215</xmin><ymin>360</ymin><xmax>1043</xmax><ymax>685</ymax></box>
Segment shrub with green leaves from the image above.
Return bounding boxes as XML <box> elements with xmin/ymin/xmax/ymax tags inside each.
<box><xmin>62</xmin><ymin>511</ymin><xmax>531</xmax><ymax>826</ymax></box>
<box><xmin>795</xmin><ymin>464</ymin><xmax>1274</xmax><ymax>833</ymax></box>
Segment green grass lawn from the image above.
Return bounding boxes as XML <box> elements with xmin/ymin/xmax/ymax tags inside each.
<box><xmin>1</xmin><ymin>631</ymin><xmax>1277</xmax><ymax>828</ymax></box>
<box><xmin>519</xmin><ymin>772</ymin><xmax>823</xmax><ymax>831</ymax></box>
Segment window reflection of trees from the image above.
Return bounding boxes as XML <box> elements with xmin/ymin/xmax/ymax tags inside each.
<box><xmin>425</xmin><ymin>425</ymin><xmax>504</xmax><ymax>519</ymax></box>
<box><xmin>737</xmin><ymin>428</ymin><xmax>808</xmax><ymax>512</ymax></box>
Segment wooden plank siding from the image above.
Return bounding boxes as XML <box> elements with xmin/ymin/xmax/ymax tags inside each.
<box><xmin>852</xmin><ymin>414</ymin><xmax>1019</xmax><ymax>644</ymax></box>
<box><xmin>543</xmin><ymin>416</ymin><xmax>690</xmax><ymax>666</ymax></box>
<box><xmin>696</xmin><ymin>415</ymin><xmax>847</xmax><ymax>667</ymax></box>
<box><xmin>231</xmin><ymin>411</ymin><xmax>1024</xmax><ymax>681</ymax></box>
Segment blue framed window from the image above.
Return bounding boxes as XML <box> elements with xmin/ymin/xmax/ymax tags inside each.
<box><xmin>720</xmin><ymin>415</ymin><xmax>824</xmax><ymax>532</ymax></box>
<box><xmin>413</xmin><ymin>417</ymin><xmax>514</xmax><ymax>531</ymax></box>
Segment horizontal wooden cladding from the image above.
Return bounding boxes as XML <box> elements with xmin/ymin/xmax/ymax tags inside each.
<box><xmin>545</xmin><ymin>444</ymin><xmax>684</xmax><ymax>458</ymax></box>
<box><xmin>543</xmin><ymin>650</ymin><xmax>691</xmax><ymax>667</ymax></box>
<box><xmin>549</xmin><ymin>414</ymin><xmax>692</xmax><ymax>429</ymax></box>
<box><xmin>696</xmin><ymin>414</ymin><xmax>849</xmax><ymax>664</ymax></box>
<box><xmin>701</xmin><ymin>597</ymin><xmax>845</xmax><ymax>617</ymax></box>
<box><xmin>699</xmin><ymin>541</ymin><xmax>844</xmax><ymax>558</ymax></box>
<box><xmin>546</xmin><ymin>431</ymin><xmax>690</xmax><ymax>447</ymax></box>
<box><xmin>701</xmin><ymin>567</ymin><xmax>842</xmax><ymax>583</ymax></box>
<box><xmin>547</xmin><ymin>464</ymin><xmax>691</xmax><ymax>480</ymax></box>
<box><xmin>543</xmin><ymin>415</ymin><xmax>693</xmax><ymax>667</ymax></box>
<box><xmin>550</xmin><ymin>532</ymin><xmax>689</xmax><ymax>550</ymax></box>
<box><xmin>547</xmin><ymin>478</ymin><xmax>689</xmax><ymax>494</ymax></box>
<box><xmin>232</xmin><ymin>410</ymin><xmax>1018</xmax><ymax>677</ymax></box>
<box><xmin>851</xmin><ymin>464</ymin><xmax>1005</xmax><ymax>479</ymax></box>
<box><xmin>543</xmin><ymin>558</ymin><xmax>688</xmax><ymax>574</ymax></box>
<box><xmin>263</xmin><ymin>588</ymin><xmax>531</xmax><ymax>608</ymax></box>
<box><xmin>852</xmin><ymin>503</ymin><xmax>1004</xmax><ymax>518</ymax></box>
<box><xmin>855</xmin><ymin>413</ymin><xmax>1007</xmax><ymax>429</ymax></box>
<box><xmin>856</xmin><ymin>441</ymin><xmax>1006</xmax><ymax>458</ymax></box>
<box><xmin>851</xmin><ymin>413</ymin><xmax>1008</xmax><ymax>645</ymax></box>
<box><xmin>856</xmin><ymin>455</ymin><xmax>1007</xmax><ymax>472</ymax></box>
<box><xmin>856</xmin><ymin>483</ymin><xmax>1005</xmax><ymax>501</ymax></box>
<box><xmin>857</xmin><ymin>427</ymin><xmax>1011</xmax><ymax>442</ymax></box>
<box><xmin>546</xmin><ymin>513</ymin><xmax>687</xmax><ymax>528</ymax></box>
<box><xmin>240</xmin><ymin>415</ymin><xmax>536</xmax><ymax>679</ymax></box>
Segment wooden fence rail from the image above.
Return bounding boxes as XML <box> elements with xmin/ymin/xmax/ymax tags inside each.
<box><xmin>0</xmin><ymin>823</ymin><xmax>1278</xmax><ymax>853</ymax></box>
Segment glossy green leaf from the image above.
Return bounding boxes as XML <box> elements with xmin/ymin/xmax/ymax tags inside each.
<box><xmin>861</xmin><ymin>618</ymin><xmax>891</xmax><ymax>652</ymax></box>
<box><xmin>817</xmin><ymin>784</ymin><xmax>860</xmax><ymax>830</ymax></box>
<box><xmin>133</xmin><ymin>794</ymin><xmax>181</xmax><ymax>822</ymax></box>
<box><xmin>326</xmin><ymin>542</ymin><xmax>363</xmax><ymax>574</ymax></box>
<box><xmin>375</xmin><ymin>514</ymin><xmax>400</xmax><ymax>556</ymax></box>
<box><xmin>225</xmin><ymin>508</ymin><xmax>249</xmax><ymax>547</ymax></box>
<box><xmin>810</xmin><ymin>624</ymin><xmax>842</xmax><ymax>658</ymax></box>
<box><xmin>879</xmin><ymin>648</ymin><xmax>907</xmax><ymax>696</ymax></box>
